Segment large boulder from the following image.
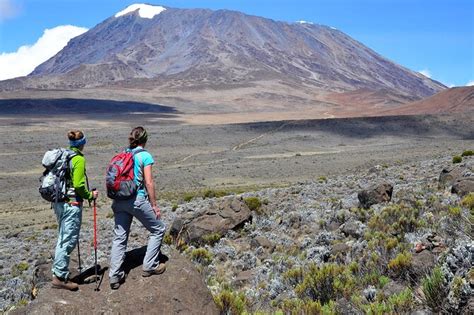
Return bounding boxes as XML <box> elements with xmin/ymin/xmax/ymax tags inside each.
<box><xmin>12</xmin><ymin>249</ymin><xmax>219</xmax><ymax>315</ymax></box>
<box><xmin>439</xmin><ymin>159</ymin><xmax>474</xmax><ymax>194</ymax></box>
<box><xmin>439</xmin><ymin>166</ymin><xmax>465</xmax><ymax>189</ymax></box>
<box><xmin>358</xmin><ymin>182</ymin><xmax>393</xmax><ymax>209</ymax></box>
<box><xmin>451</xmin><ymin>178</ymin><xmax>474</xmax><ymax>196</ymax></box>
<box><xmin>170</xmin><ymin>196</ymin><xmax>252</xmax><ymax>245</ymax></box>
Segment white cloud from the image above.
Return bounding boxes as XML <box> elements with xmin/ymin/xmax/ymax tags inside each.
<box><xmin>0</xmin><ymin>0</ymin><xmax>20</xmax><ymax>21</ymax></box>
<box><xmin>466</xmin><ymin>81</ymin><xmax>474</xmax><ymax>86</ymax></box>
<box><xmin>0</xmin><ymin>25</ymin><xmax>88</xmax><ymax>80</ymax></box>
<box><xmin>418</xmin><ymin>69</ymin><xmax>431</xmax><ymax>78</ymax></box>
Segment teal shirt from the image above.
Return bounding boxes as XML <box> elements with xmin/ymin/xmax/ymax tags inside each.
<box><xmin>131</xmin><ymin>146</ymin><xmax>154</xmax><ymax>196</ymax></box>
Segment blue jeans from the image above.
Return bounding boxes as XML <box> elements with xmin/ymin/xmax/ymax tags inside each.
<box><xmin>52</xmin><ymin>202</ymin><xmax>82</xmax><ymax>279</ymax></box>
<box><xmin>109</xmin><ymin>195</ymin><xmax>166</xmax><ymax>283</ymax></box>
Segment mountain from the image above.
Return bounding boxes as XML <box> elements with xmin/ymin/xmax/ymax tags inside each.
<box><xmin>379</xmin><ymin>86</ymin><xmax>474</xmax><ymax>116</ymax></box>
<box><xmin>0</xmin><ymin>4</ymin><xmax>448</xmax><ymax>118</ymax></box>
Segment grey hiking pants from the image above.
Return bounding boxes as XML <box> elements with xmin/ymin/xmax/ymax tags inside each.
<box><xmin>109</xmin><ymin>195</ymin><xmax>166</xmax><ymax>283</ymax></box>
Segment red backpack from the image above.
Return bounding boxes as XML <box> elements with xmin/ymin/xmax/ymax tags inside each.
<box><xmin>105</xmin><ymin>148</ymin><xmax>144</xmax><ymax>200</ymax></box>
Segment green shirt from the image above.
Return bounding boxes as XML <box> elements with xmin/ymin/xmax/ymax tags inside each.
<box><xmin>69</xmin><ymin>147</ymin><xmax>93</xmax><ymax>201</ymax></box>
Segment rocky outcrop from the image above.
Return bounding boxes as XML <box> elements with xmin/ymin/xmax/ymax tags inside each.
<box><xmin>439</xmin><ymin>159</ymin><xmax>474</xmax><ymax>195</ymax></box>
<box><xmin>12</xmin><ymin>249</ymin><xmax>218</xmax><ymax>315</ymax></box>
<box><xmin>358</xmin><ymin>182</ymin><xmax>393</xmax><ymax>209</ymax></box>
<box><xmin>451</xmin><ymin>178</ymin><xmax>474</xmax><ymax>196</ymax></box>
<box><xmin>170</xmin><ymin>196</ymin><xmax>252</xmax><ymax>245</ymax></box>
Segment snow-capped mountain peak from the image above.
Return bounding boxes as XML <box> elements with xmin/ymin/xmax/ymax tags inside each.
<box><xmin>115</xmin><ymin>3</ymin><xmax>166</xmax><ymax>19</ymax></box>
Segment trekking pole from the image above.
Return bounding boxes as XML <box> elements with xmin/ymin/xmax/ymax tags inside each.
<box><xmin>92</xmin><ymin>189</ymin><xmax>99</xmax><ymax>291</ymax></box>
<box><xmin>77</xmin><ymin>241</ymin><xmax>83</xmax><ymax>274</ymax></box>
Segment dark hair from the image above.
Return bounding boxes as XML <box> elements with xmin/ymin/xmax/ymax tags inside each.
<box><xmin>129</xmin><ymin>126</ymin><xmax>148</xmax><ymax>148</ymax></box>
<box><xmin>68</xmin><ymin>130</ymin><xmax>84</xmax><ymax>141</ymax></box>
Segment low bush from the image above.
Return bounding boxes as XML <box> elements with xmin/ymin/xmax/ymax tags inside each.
<box><xmin>244</xmin><ymin>197</ymin><xmax>262</xmax><ymax>213</ymax></box>
<box><xmin>294</xmin><ymin>263</ymin><xmax>355</xmax><ymax>304</ymax></box>
<box><xmin>202</xmin><ymin>233</ymin><xmax>221</xmax><ymax>246</ymax></box>
<box><xmin>461</xmin><ymin>150</ymin><xmax>474</xmax><ymax>157</ymax></box>
<box><xmin>422</xmin><ymin>266</ymin><xmax>446</xmax><ymax>312</ymax></box>
<box><xmin>190</xmin><ymin>248</ymin><xmax>212</xmax><ymax>265</ymax></box>
<box><xmin>279</xmin><ymin>299</ymin><xmax>337</xmax><ymax>315</ymax></box>
<box><xmin>162</xmin><ymin>233</ymin><xmax>173</xmax><ymax>245</ymax></box>
<box><xmin>388</xmin><ymin>251</ymin><xmax>412</xmax><ymax>278</ymax></box>
<box><xmin>452</xmin><ymin>155</ymin><xmax>462</xmax><ymax>164</ymax></box>
<box><xmin>461</xmin><ymin>193</ymin><xmax>474</xmax><ymax>210</ymax></box>
<box><xmin>213</xmin><ymin>289</ymin><xmax>247</xmax><ymax>315</ymax></box>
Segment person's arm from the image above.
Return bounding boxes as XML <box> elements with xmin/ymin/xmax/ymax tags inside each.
<box><xmin>71</xmin><ymin>156</ymin><xmax>94</xmax><ymax>201</ymax></box>
<box><xmin>143</xmin><ymin>164</ymin><xmax>160</xmax><ymax>218</ymax></box>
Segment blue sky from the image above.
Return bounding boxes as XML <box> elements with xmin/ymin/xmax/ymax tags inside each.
<box><xmin>0</xmin><ymin>0</ymin><xmax>473</xmax><ymax>86</ymax></box>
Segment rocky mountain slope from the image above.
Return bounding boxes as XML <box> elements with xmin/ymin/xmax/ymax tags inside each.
<box><xmin>0</xmin><ymin>4</ymin><xmax>445</xmax><ymax>112</ymax></box>
<box><xmin>381</xmin><ymin>86</ymin><xmax>474</xmax><ymax>116</ymax></box>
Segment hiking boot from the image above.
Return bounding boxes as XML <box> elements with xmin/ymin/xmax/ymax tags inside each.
<box><xmin>52</xmin><ymin>275</ymin><xmax>79</xmax><ymax>291</ymax></box>
<box><xmin>110</xmin><ymin>274</ymin><xmax>125</xmax><ymax>290</ymax></box>
<box><xmin>142</xmin><ymin>263</ymin><xmax>166</xmax><ymax>277</ymax></box>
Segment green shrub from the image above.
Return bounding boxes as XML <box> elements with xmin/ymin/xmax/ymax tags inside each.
<box><xmin>452</xmin><ymin>155</ymin><xmax>462</xmax><ymax>164</ymax></box>
<box><xmin>183</xmin><ymin>192</ymin><xmax>196</xmax><ymax>202</ymax></box>
<box><xmin>295</xmin><ymin>263</ymin><xmax>351</xmax><ymax>304</ymax></box>
<box><xmin>378</xmin><ymin>275</ymin><xmax>390</xmax><ymax>288</ymax></box>
<box><xmin>388</xmin><ymin>251</ymin><xmax>412</xmax><ymax>278</ymax></box>
<box><xmin>422</xmin><ymin>266</ymin><xmax>446</xmax><ymax>312</ymax></box>
<box><xmin>461</xmin><ymin>193</ymin><xmax>474</xmax><ymax>210</ymax></box>
<box><xmin>318</xmin><ymin>175</ymin><xmax>327</xmax><ymax>183</ymax></box>
<box><xmin>368</xmin><ymin>205</ymin><xmax>421</xmax><ymax>236</ymax></box>
<box><xmin>244</xmin><ymin>197</ymin><xmax>262</xmax><ymax>213</ymax></box>
<box><xmin>202</xmin><ymin>233</ymin><xmax>221</xmax><ymax>246</ymax></box>
<box><xmin>448</xmin><ymin>206</ymin><xmax>461</xmax><ymax>217</ymax></box>
<box><xmin>11</xmin><ymin>262</ymin><xmax>29</xmax><ymax>277</ymax></box>
<box><xmin>279</xmin><ymin>299</ymin><xmax>324</xmax><ymax>315</ymax></box>
<box><xmin>283</xmin><ymin>267</ymin><xmax>304</xmax><ymax>287</ymax></box>
<box><xmin>171</xmin><ymin>203</ymin><xmax>178</xmax><ymax>212</ymax></box>
<box><xmin>190</xmin><ymin>248</ymin><xmax>212</xmax><ymax>265</ymax></box>
<box><xmin>388</xmin><ymin>288</ymin><xmax>414</xmax><ymax>313</ymax></box>
<box><xmin>213</xmin><ymin>289</ymin><xmax>247</xmax><ymax>315</ymax></box>
<box><xmin>461</xmin><ymin>150</ymin><xmax>474</xmax><ymax>157</ymax></box>
<box><xmin>162</xmin><ymin>233</ymin><xmax>173</xmax><ymax>245</ymax></box>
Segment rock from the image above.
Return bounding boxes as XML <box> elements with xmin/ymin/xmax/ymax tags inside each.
<box><xmin>330</xmin><ymin>243</ymin><xmax>351</xmax><ymax>258</ymax></box>
<box><xmin>451</xmin><ymin>178</ymin><xmax>474</xmax><ymax>196</ymax></box>
<box><xmin>341</xmin><ymin>220</ymin><xmax>366</xmax><ymax>238</ymax></box>
<box><xmin>381</xmin><ymin>280</ymin><xmax>406</xmax><ymax>297</ymax></box>
<box><xmin>170</xmin><ymin>196</ymin><xmax>252</xmax><ymax>245</ymax></box>
<box><xmin>358</xmin><ymin>182</ymin><xmax>393</xmax><ymax>209</ymax></box>
<box><xmin>363</xmin><ymin>285</ymin><xmax>377</xmax><ymax>302</ymax></box>
<box><xmin>250</xmin><ymin>236</ymin><xmax>275</xmax><ymax>253</ymax></box>
<box><xmin>410</xmin><ymin>250</ymin><xmax>436</xmax><ymax>281</ymax></box>
<box><xmin>12</xmin><ymin>249</ymin><xmax>219</xmax><ymax>315</ymax></box>
<box><xmin>439</xmin><ymin>166</ymin><xmax>464</xmax><ymax>189</ymax></box>
<box><xmin>233</xmin><ymin>269</ymin><xmax>256</xmax><ymax>286</ymax></box>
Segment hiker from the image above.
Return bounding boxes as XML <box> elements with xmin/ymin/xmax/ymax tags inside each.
<box><xmin>109</xmin><ymin>126</ymin><xmax>166</xmax><ymax>290</ymax></box>
<box><xmin>52</xmin><ymin>130</ymin><xmax>99</xmax><ymax>290</ymax></box>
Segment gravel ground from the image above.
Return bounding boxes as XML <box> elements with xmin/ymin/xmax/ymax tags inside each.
<box><xmin>0</xmin><ymin>112</ymin><xmax>473</xmax><ymax>312</ymax></box>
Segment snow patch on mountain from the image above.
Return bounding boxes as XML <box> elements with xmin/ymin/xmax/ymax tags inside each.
<box><xmin>115</xmin><ymin>3</ymin><xmax>166</xmax><ymax>19</ymax></box>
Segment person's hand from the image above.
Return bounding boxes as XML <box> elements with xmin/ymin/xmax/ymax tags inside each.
<box><xmin>92</xmin><ymin>190</ymin><xmax>99</xmax><ymax>200</ymax></box>
<box><xmin>152</xmin><ymin>205</ymin><xmax>161</xmax><ymax>219</ymax></box>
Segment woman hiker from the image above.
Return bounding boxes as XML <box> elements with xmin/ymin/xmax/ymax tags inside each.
<box><xmin>52</xmin><ymin>130</ymin><xmax>99</xmax><ymax>290</ymax></box>
<box><xmin>109</xmin><ymin>126</ymin><xmax>166</xmax><ymax>290</ymax></box>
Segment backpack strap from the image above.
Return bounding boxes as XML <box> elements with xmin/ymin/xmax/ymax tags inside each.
<box><xmin>131</xmin><ymin>148</ymin><xmax>146</xmax><ymax>193</ymax></box>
